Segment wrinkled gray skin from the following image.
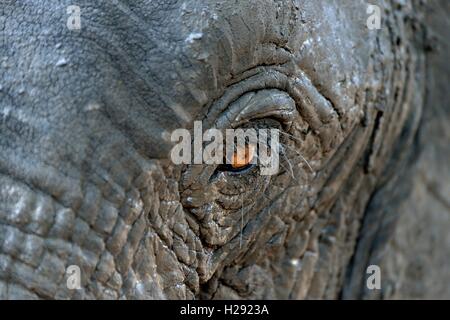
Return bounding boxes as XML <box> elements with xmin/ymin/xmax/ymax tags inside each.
<box><xmin>0</xmin><ymin>0</ymin><xmax>449</xmax><ymax>299</ymax></box>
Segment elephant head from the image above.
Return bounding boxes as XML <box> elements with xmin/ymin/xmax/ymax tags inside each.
<box><xmin>1</xmin><ymin>0</ymin><xmax>449</xmax><ymax>299</ymax></box>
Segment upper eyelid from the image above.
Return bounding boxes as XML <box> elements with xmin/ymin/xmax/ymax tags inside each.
<box><xmin>219</xmin><ymin>89</ymin><xmax>298</xmax><ymax>128</ymax></box>
<box><xmin>203</xmin><ymin>69</ymin><xmax>292</xmax><ymax>128</ymax></box>
<box><xmin>211</xmin><ymin>90</ymin><xmax>298</xmax><ymax>129</ymax></box>
<box><xmin>204</xmin><ymin>67</ymin><xmax>341</xmax><ymax>141</ymax></box>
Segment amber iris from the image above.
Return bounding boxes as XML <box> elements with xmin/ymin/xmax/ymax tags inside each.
<box><xmin>230</xmin><ymin>144</ymin><xmax>256</xmax><ymax>169</ymax></box>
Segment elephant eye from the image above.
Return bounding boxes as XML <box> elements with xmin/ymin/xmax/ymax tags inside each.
<box><xmin>230</xmin><ymin>143</ymin><xmax>256</xmax><ymax>169</ymax></box>
<box><xmin>217</xmin><ymin>142</ymin><xmax>257</xmax><ymax>173</ymax></box>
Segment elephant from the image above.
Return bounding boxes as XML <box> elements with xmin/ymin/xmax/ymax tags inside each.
<box><xmin>0</xmin><ymin>0</ymin><xmax>449</xmax><ymax>300</ymax></box>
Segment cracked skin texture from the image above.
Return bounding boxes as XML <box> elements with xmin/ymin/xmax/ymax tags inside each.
<box><xmin>0</xmin><ymin>0</ymin><xmax>449</xmax><ymax>299</ymax></box>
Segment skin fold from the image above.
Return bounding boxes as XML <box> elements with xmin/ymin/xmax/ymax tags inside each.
<box><xmin>0</xmin><ymin>0</ymin><xmax>449</xmax><ymax>299</ymax></box>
